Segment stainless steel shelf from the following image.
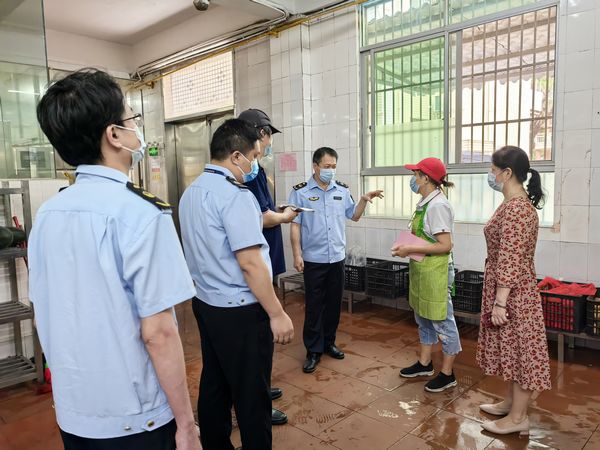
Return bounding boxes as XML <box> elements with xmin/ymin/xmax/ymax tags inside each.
<box><xmin>0</xmin><ymin>301</ymin><xmax>33</xmax><ymax>325</ymax></box>
<box><xmin>0</xmin><ymin>356</ymin><xmax>37</xmax><ymax>389</ymax></box>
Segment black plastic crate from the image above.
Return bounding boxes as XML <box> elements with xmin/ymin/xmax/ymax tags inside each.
<box><xmin>365</xmin><ymin>260</ymin><xmax>409</xmax><ymax>299</ymax></box>
<box><xmin>540</xmin><ymin>285</ymin><xmax>587</xmax><ymax>333</ymax></box>
<box><xmin>585</xmin><ymin>289</ymin><xmax>600</xmax><ymax>336</ymax></box>
<box><xmin>453</xmin><ymin>270</ymin><xmax>484</xmax><ymax>313</ymax></box>
<box><xmin>344</xmin><ymin>258</ymin><xmax>385</xmax><ymax>292</ymax></box>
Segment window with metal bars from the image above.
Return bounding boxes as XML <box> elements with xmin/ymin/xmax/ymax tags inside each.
<box><xmin>360</xmin><ymin>1</ymin><xmax>557</xmax><ymax>224</ymax></box>
<box><xmin>450</xmin><ymin>7</ymin><xmax>556</xmax><ymax>163</ymax></box>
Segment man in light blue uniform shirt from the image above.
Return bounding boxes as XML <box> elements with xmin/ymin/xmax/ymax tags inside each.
<box><xmin>29</xmin><ymin>70</ymin><xmax>201</xmax><ymax>450</ymax></box>
<box><xmin>179</xmin><ymin>119</ymin><xmax>294</xmax><ymax>450</ymax></box>
<box><xmin>289</xmin><ymin>147</ymin><xmax>383</xmax><ymax>373</ymax></box>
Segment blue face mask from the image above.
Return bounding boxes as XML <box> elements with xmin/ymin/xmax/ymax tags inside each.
<box><xmin>410</xmin><ymin>175</ymin><xmax>420</xmax><ymax>194</ymax></box>
<box><xmin>319</xmin><ymin>168</ymin><xmax>336</xmax><ymax>184</ymax></box>
<box><xmin>263</xmin><ymin>145</ymin><xmax>273</xmax><ymax>158</ymax></box>
<box><xmin>487</xmin><ymin>171</ymin><xmax>504</xmax><ymax>192</ymax></box>
<box><xmin>236</xmin><ymin>152</ymin><xmax>259</xmax><ymax>183</ymax></box>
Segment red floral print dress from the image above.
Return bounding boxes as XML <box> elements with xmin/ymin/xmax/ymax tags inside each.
<box><xmin>476</xmin><ymin>197</ymin><xmax>551</xmax><ymax>391</ymax></box>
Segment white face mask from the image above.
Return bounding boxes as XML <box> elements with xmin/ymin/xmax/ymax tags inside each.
<box><xmin>114</xmin><ymin>124</ymin><xmax>146</xmax><ymax>168</ymax></box>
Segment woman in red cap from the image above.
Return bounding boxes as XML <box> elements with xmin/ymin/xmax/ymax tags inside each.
<box><xmin>391</xmin><ymin>157</ymin><xmax>461</xmax><ymax>393</ymax></box>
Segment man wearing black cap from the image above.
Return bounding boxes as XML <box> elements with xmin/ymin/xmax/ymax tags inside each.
<box><xmin>238</xmin><ymin>109</ymin><xmax>297</xmax><ymax>426</ymax></box>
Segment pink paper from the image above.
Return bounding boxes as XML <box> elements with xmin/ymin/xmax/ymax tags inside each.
<box><xmin>278</xmin><ymin>153</ymin><xmax>297</xmax><ymax>172</ymax></box>
<box><xmin>393</xmin><ymin>231</ymin><xmax>428</xmax><ymax>262</ymax></box>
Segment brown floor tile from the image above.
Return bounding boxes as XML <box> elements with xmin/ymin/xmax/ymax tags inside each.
<box><xmin>277</xmin><ymin>366</ymin><xmax>346</xmax><ymax>395</ymax></box>
<box><xmin>280</xmin><ymin>341</ymin><xmax>308</xmax><ymax>362</ymax></box>
<box><xmin>388</xmin><ymin>433</ymin><xmax>449</xmax><ymax>449</ymax></box>
<box><xmin>316</xmin><ymin>376</ymin><xmax>387</xmax><ymax>411</ymax></box>
<box><xmin>379</xmin><ymin>345</ymin><xmax>421</xmax><ymax>367</ymax></box>
<box><xmin>412</xmin><ymin>409</ymin><xmax>495</xmax><ymax>450</ymax></box>
<box><xmin>443</xmin><ymin>385</ymin><xmax>503</xmax><ymax>423</ymax></box>
<box><xmin>232</xmin><ymin>423</ymin><xmax>338</xmax><ymax>450</ymax></box>
<box><xmin>358</xmin><ymin>393</ymin><xmax>439</xmax><ymax>433</ymax></box>
<box><xmin>521</xmin><ymin>407</ymin><xmax>596</xmax><ymax>450</ymax></box>
<box><xmin>0</xmin><ymin>385</ymin><xmax>54</xmax><ymax>424</ymax></box>
<box><xmin>318</xmin><ymin>412</ymin><xmax>405</xmax><ymax>450</ymax></box>
<box><xmin>584</xmin><ymin>430</ymin><xmax>600</xmax><ymax>450</ymax></box>
<box><xmin>272</xmin><ymin>382</ymin><xmax>352</xmax><ymax>436</ymax></box>
<box><xmin>272</xmin><ymin>351</ymin><xmax>301</xmax><ymax>379</ymax></box>
<box><xmin>318</xmin><ymin>351</ymin><xmax>379</xmax><ymax>378</ymax></box>
<box><xmin>0</xmin><ymin>408</ymin><xmax>62</xmax><ymax>450</ymax></box>
<box><xmin>485</xmin><ymin>436</ymin><xmax>558</xmax><ymax>449</ymax></box>
<box><xmin>341</xmin><ymin>337</ymin><xmax>400</xmax><ymax>361</ymax></box>
<box><xmin>353</xmin><ymin>362</ymin><xmax>407</xmax><ymax>391</ymax></box>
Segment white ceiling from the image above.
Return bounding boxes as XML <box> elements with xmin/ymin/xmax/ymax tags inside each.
<box><xmin>41</xmin><ymin>0</ymin><xmax>345</xmax><ymax>46</ymax></box>
<box><xmin>43</xmin><ymin>0</ymin><xmax>283</xmax><ymax>45</ymax></box>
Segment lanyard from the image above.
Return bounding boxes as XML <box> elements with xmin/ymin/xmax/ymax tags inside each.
<box><xmin>204</xmin><ymin>168</ymin><xmax>226</xmax><ymax>177</ymax></box>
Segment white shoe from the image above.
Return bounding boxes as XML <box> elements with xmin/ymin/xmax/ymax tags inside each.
<box><xmin>481</xmin><ymin>417</ymin><xmax>529</xmax><ymax>436</ymax></box>
<box><xmin>479</xmin><ymin>403</ymin><xmax>511</xmax><ymax>416</ymax></box>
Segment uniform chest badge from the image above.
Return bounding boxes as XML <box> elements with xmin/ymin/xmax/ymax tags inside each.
<box><xmin>308</xmin><ymin>196</ymin><xmax>319</xmax><ymax>201</ymax></box>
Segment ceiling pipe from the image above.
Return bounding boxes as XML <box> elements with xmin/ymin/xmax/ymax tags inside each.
<box><xmin>132</xmin><ymin>0</ymin><xmax>367</xmax><ymax>86</ymax></box>
<box><xmin>134</xmin><ymin>0</ymin><xmax>289</xmax><ymax>77</ymax></box>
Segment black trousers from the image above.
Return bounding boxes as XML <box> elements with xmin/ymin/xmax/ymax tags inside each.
<box><xmin>303</xmin><ymin>260</ymin><xmax>345</xmax><ymax>354</ymax></box>
<box><xmin>60</xmin><ymin>420</ymin><xmax>176</xmax><ymax>450</ymax></box>
<box><xmin>192</xmin><ymin>299</ymin><xmax>273</xmax><ymax>450</ymax></box>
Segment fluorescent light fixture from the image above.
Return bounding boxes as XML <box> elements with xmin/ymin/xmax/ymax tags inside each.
<box><xmin>7</xmin><ymin>90</ymin><xmax>41</xmax><ymax>96</ymax></box>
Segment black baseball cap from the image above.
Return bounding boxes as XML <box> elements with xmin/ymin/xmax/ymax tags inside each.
<box><xmin>238</xmin><ymin>108</ymin><xmax>281</xmax><ymax>134</ymax></box>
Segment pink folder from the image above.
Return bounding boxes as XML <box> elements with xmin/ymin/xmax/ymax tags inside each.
<box><xmin>393</xmin><ymin>231</ymin><xmax>428</xmax><ymax>262</ymax></box>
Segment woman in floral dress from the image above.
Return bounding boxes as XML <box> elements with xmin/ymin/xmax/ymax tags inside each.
<box><xmin>476</xmin><ymin>146</ymin><xmax>551</xmax><ymax>436</ymax></box>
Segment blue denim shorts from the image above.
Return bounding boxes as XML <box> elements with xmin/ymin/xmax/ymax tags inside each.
<box><xmin>413</xmin><ymin>263</ymin><xmax>462</xmax><ymax>356</ymax></box>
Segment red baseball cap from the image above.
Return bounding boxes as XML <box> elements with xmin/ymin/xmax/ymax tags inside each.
<box><xmin>405</xmin><ymin>157</ymin><xmax>447</xmax><ymax>183</ymax></box>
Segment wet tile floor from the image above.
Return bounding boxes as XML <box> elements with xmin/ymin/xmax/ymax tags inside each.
<box><xmin>1</xmin><ymin>291</ymin><xmax>600</xmax><ymax>449</ymax></box>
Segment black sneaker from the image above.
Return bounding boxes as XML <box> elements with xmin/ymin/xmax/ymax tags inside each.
<box><xmin>424</xmin><ymin>371</ymin><xmax>457</xmax><ymax>392</ymax></box>
<box><xmin>399</xmin><ymin>361</ymin><xmax>434</xmax><ymax>378</ymax></box>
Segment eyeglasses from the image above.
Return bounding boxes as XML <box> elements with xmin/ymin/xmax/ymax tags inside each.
<box><xmin>121</xmin><ymin>113</ymin><xmax>144</xmax><ymax>129</ymax></box>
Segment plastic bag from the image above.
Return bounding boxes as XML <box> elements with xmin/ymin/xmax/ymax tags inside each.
<box><xmin>346</xmin><ymin>244</ymin><xmax>366</xmax><ymax>266</ymax></box>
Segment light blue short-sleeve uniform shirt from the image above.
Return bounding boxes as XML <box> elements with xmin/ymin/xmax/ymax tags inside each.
<box><xmin>28</xmin><ymin>165</ymin><xmax>196</xmax><ymax>439</ymax></box>
<box><xmin>287</xmin><ymin>176</ymin><xmax>357</xmax><ymax>264</ymax></box>
<box><xmin>179</xmin><ymin>164</ymin><xmax>272</xmax><ymax>307</ymax></box>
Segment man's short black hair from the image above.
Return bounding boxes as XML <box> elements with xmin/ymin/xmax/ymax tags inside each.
<box><xmin>312</xmin><ymin>147</ymin><xmax>338</xmax><ymax>165</ymax></box>
<box><xmin>37</xmin><ymin>68</ymin><xmax>125</xmax><ymax>167</ymax></box>
<box><xmin>210</xmin><ymin>119</ymin><xmax>260</xmax><ymax>161</ymax></box>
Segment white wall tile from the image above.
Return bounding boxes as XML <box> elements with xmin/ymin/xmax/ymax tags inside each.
<box><xmin>567</xmin><ymin>0</ymin><xmax>597</xmax><ymax>14</ymax></box>
<box><xmin>281</xmin><ymin>50</ymin><xmax>290</xmax><ymax>78</ymax></box>
<box><xmin>310</xmin><ymin>46</ymin><xmax>323</xmax><ymax>74</ymax></box>
<box><xmin>335</xmin><ymin>95</ymin><xmax>350</xmax><ymax>122</ymax></box>
<box><xmin>348</xmin><ymin>65</ymin><xmax>359</xmax><ymax>94</ymax></box>
<box><xmin>560</xmin><ymin>205</ymin><xmax>589</xmax><ymax>242</ymax></box>
<box><xmin>302</xmin><ymin>50</ymin><xmax>311</xmax><ymax>77</ymax></box>
<box><xmin>589</xmin><ymin>206</ymin><xmax>600</xmax><ymax>243</ymax></box>
<box><xmin>323</xmin><ymin>71</ymin><xmax>336</xmax><ymax>98</ymax></box>
<box><xmin>563</xmin><ymin>90</ymin><xmax>593</xmax><ymax>130</ymax></box>
<box><xmin>591</xmin><ymin>168</ymin><xmax>600</xmax><ymax>205</ymax></box>
<box><xmin>560</xmin><ymin>167</ymin><xmax>590</xmax><ymax>205</ymax></box>
<box><xmin>559</xmin><ymin>242</ymin><xmax>589</xmax><ymax>282</ymax></box>
<box><xmin>336</xmin><ymin>122</ymin><xmax>350</xmax><ymax>149</ymax></box>
<box><xmin>335</xmin><ymin>68</ymin><xmax>349</xmax><ymax>96</ymax></box>
<box><xmin>466</xmin><ymin>233</ymin><xmax>487</xmax><ymax>271</ymax></box>
<box><xmin>588</xmin><ymin>243</ymin><xmax>600</xmax><ymax>284</ymax></box>
<box><xmin>535</xmin><ymin>240</ymin><xmax>560</xmax><ymax>278</ymax></box>
<box><xmin>561</xmin><ymin>129</ymin><xmax>592</xmax><ymax>168</ymax></box>
<box><xmin>566</xmin><ymin>10</ymin><xmax>596</xmax><ymax>53</ymax></box>
<box><xmin>289</xmin><ymin>47</ymin><xmax>302</xmax><ymax>76</ymax></box>
<box><xmin>365</xmin><ymin>227</ymin><xmax>381</xmax><ymax>257</ymax></box>
<box><xmin>282</xmin><ymin>77</ymin><xmax>291</xmax><ymax>103</ymax></box>
<box><xmin>593</xmin><ymin>89</ymin><xmax>600</xmax><ymax>129</ymax></box>
<box><xmin>291</xmin><ymin>126</ymin><xmax>304</xmax><ymax>152</ymax></box>
<box><xmin>301</xmin><ymin>24</ymin><xmax>310</xmax><ymax>50</ymax></box>
<box><xmin>270</xmin><ymin>52</ymin><xmax>281</xmax><ymax>80</ymax></box>
<box><xmin>271</xmin><ymin>78</ymin><xmax>282</xmax><ymax>105</ymax></box>
<box><xmin>311</xmin><ymin>73</ymin><xmax>323</xmax><ymax>100</ymax></box>
<box><xmin>279</xmin><ymin>29</ymin><xmax>289</xmax><ymax>52</ymax></box>
<box><xmin>564</xmin><ymin>50</ymin><xmax>595</xmax><ymax>92</ymax></box>
<box><xmin>334</xmin><ymin>40</ymin><xmax>349</xmax><ymax>69</ymax></box>
<box><xmin>270</xmin><ymin>36</ymin><xmax>280</xmax><ymax>56</ymax></box>
<box><xmin>283</xmin><ymin>103</ymin><xmax>292</xmax><ymax>130</ymax></box>
<box><xmin>290</xmin><ymin>75</ymin><xmax>303</xmax><ymax>101</ymax></box>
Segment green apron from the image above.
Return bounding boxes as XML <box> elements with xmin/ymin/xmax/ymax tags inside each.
<box><xmin>408</xmin><ymin>199</ymin><xmax>450</xmax><ymax>321</ymax></box>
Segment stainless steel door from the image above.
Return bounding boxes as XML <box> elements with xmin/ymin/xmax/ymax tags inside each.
<box><xmin>164</xmin><ymin>112</ymin><xmax>233</xmax><ymax>230</ymax></box>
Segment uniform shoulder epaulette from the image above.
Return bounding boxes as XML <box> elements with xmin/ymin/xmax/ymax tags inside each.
<box><xmin>293</xmin><ymin>181</ymin><xmax>307</xmax><ymax>191</ymax></box>
<box><xmin>335</xmin><ymin>180</ymin><xmax>349</xmax><ymax>188</ymax></box>
<box><xmin>126</xmin><ymin>182</ymin><xmax>171</xmax><ymax>210</ymax></box>
<box><xmin>226</xmin><ymin>176</ymin><xmax>249</xmax><ymax>189</ymax></box>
